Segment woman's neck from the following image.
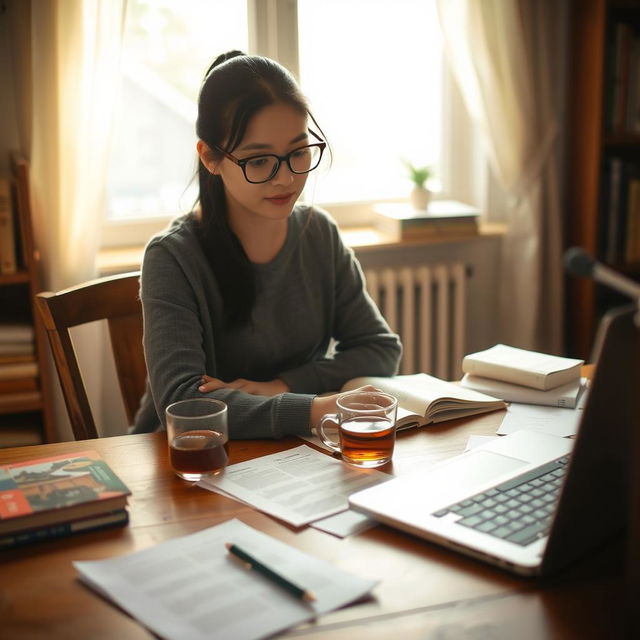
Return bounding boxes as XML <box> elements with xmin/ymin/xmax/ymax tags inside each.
<box><xmin>231</xmin><ymin>216</ymin><xmax>289</xmax><ymax>264</ymax></box>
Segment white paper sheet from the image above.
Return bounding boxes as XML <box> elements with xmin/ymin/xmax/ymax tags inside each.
<box><xmin>465</xmin><ymin>434</ymin><xmax>500</xmax><ymax>451</ymax></box>
<box><xmin>497</xmin><ymin>403</ymin><xmax>583</xmax><ymax>437</ymax></box>
<box><xmin>311</xmin><ymin>509</ymin><xmax>377</xmax><ymax>537</ymax></box>
<box><xmin>198</xmin><ymin>445</ymin><xmax>392</xmax><ymax>527</ymax></box>
<box><xmin>74</xmin><ymin>519</ymin><xmax>377</xmax><ymax>640</ymax></box>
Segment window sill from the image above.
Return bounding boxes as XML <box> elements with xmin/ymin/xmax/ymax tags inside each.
<box><xmin>97</xmin><ymin>222</ymin><xmax>507</xmax><ymax>276</ymax></box>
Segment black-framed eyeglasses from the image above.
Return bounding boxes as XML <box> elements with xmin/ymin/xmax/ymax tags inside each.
<box><xmin>213</xmin><ymin>129</ymin><xmax>326</xmax><ymax>184</ymax></box>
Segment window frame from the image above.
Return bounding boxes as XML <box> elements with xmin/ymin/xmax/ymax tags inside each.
<box><xmin>101</xmin><ymin>0</ymin><xmax>488</xmax><ymax>249</ymax></box>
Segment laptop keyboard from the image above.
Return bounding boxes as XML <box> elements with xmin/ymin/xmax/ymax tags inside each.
<box><xmin>432</xmin><ymin>455</ymin><xmax>570</xmax><ymax>546</ymax></box>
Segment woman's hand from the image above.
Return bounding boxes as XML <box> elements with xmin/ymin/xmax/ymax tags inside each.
<box><xmin>199</xmin><ymin>375</ymin><xmax>290</xmax><ymax>397</ymax></box>
<box><xmin>310</xmin><ymin>384</ymin><xmax>379</xmax><ymax>430</ymax></box>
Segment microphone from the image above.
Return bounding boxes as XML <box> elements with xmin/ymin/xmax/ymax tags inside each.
<box><xmin>565</xmin><ymin>247</ymin><xmax>640</xmax><ymax>301</ymax></box>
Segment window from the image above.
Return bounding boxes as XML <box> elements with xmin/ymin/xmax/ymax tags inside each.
<box><xmin>297</xmin><ymin>0</ymin><xmax>443</xmax><ymax>204</ymax></box>
<box><xmin>105</xmin><ymin>0</ymin><xmax>446</xmax><ymax>245</ymax></box>
<box><xmin>107</xmin><ymin>0</ymin><xmax>248</xmax><ymax>223</ymax></box>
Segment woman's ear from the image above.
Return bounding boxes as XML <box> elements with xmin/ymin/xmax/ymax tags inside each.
<box><xmin>197</xmin><ymin>140</ymin><xmax>219</xmax><ymax>175</ymax></box>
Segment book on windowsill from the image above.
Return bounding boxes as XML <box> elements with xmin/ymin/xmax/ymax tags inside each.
<box><xmin>341</xmin><ymin>373</ymin><xmax>506</xmax><ymax>430</ymax></box>
<box><xmin>0</xmin><ymin>450</ymin><xmax>131</xmax><ymax>541</ymax></box>
<box><xmin>373</xmin><ymin>201</ymin><xmax>480</xmax><ymax>242</ymax></box>
<box><xmin>461</xmin><ymin>344</ymin><xmax>584</xmax><ymax>391</ymax></box>
<box><xmin>459</xmin><ymin>374</ymin><xmax>587</xmax><ymax>409</ymax></box>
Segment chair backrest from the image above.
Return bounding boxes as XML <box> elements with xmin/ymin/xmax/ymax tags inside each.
<box><xmin>35</xmin><ymin>272</ymin><xmax>146</xmax><ymax>440</ymax></box>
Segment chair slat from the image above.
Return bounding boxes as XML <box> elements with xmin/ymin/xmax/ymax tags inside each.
<box><xmin>35</xmin><ymin>272</ymin><xmax>145</xmax><ymax>440</ymax></box>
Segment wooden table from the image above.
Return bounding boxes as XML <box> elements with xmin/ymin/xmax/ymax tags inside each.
<box><xmin>0</xmin><ymin>410</ymin><xmax>629</xmax><ymax>639</ymax></box>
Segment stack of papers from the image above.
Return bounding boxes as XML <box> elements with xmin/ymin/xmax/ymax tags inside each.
<box><xmin>497</xmin><ymin>389</ymin><xmax>589</xmax><ymax>438</ymax></box>
<box><xmin>461</xmin><ymin>344</ymin><xmax>589</xmax><ymax>438</ymax></box>
<box><xmin>75</xmin><ymin>519</ymin><xmax>377</xmax><ymax>640</ymax></box>
<box><xmin>199</xmin><ymin>445</ymin><xmax>390</xmax><ymax>537</ymax></box>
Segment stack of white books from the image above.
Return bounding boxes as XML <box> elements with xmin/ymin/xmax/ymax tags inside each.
<box><xmin>459</xmin><ymin>344</ymin><xmax>585</xmax><ymax>409</ymax></box>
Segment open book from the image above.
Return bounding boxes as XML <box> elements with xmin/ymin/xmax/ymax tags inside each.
<box><xmin>342</xmin><ymin>373</ymin><xmax>506</xmax><ymax>430</ymax></box>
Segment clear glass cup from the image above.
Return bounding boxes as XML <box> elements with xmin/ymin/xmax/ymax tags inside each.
<box><xmin>318</xmin><ymin>390</ymin><xmax>398</xmax><ymax>467</ymax></box>
<box><xmin>165</xmin><ymin>398</ymin><xmax>228</xmax><ymax>481</ymax></box>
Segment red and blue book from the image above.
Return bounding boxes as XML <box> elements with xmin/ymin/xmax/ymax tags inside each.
<box><xmin>0</xmin><ymin>450</ymin><xmax>131</xmax><ymax>549</ymax></box>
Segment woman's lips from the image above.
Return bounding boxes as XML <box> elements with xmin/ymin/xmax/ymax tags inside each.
<box><xmin>265</xmin><ymin>193</ymin><xmax>294</xmax><ymax>205</ymax></box>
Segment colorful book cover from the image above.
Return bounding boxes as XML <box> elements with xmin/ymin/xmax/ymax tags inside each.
<box><xmin>0</xmin><ymin>450</ymin><xmax>130</xmax><ymax>531</ymax></box>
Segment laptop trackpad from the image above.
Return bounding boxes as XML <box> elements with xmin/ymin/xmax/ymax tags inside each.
<box><xmin>456</xmin><ymin>450</ymin><xmax>527</xmax><ymax>485</ymax></box>
<box><xmin>427</xmin><ymin>450</ymin><xmax>528</xmax><ymax>499</ymax></box>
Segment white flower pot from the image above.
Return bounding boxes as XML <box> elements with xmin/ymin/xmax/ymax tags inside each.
<box><xmin>410</xmin><ymin>185</ymin><xmax>431</xmax><ymax>211</ymax></box>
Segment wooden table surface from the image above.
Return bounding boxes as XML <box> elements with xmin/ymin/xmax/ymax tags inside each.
<box><xmin>0</xmin><ymin>409</ymin><xmax>628</xmax><ymax>639</ymax></box>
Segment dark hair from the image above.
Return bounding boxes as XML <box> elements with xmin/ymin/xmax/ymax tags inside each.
<box><xmin>195</xmin><ymin>50</ymin><xmax>320</xmax><ymax>328</ymax></box>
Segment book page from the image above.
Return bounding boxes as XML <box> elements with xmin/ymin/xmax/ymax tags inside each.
<box><xmin>344</xmin><ymin>374</ymin><xmax>502</xmax><ymax>417</ymax></box>
<box><xmin>74</xmin><ymin>518</ymin><xmax>378</xmax><ymax>640</ymax></box>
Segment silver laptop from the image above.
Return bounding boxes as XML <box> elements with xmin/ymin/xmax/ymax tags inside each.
<box><xmin>349</xmin><ymin>305</ymin><xmax>636</xmax><ymax>576</ymax></box>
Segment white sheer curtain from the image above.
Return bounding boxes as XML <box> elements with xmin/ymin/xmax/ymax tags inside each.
<box><xmin>11</xmin><ymin>0</ymin><xmax>126</xmax><ymax>440</ymax></box>
<box><xmin>437</xmin><ymin>0</ymin><xmax>564</xmax><ymax>353</ymax></box>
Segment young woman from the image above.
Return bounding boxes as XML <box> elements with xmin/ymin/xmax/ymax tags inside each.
<box><xmin>133</xmin><ymin>51</ymin><xmax>401</xmax><ymax>439</ymax></box>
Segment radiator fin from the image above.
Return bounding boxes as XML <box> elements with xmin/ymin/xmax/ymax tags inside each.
<box><xmin>364</xmin><ymin>263</ymin><xmax>467</xmax><ymax>380</ymax></box>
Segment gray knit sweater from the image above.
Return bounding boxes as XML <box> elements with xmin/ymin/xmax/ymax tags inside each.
<box><xmin>133</xmin><ymin>205</ymin><xmax>401</xmax><ymax>439</ymax></box>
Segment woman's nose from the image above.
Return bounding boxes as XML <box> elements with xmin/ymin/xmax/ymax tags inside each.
<box><xmin>270</xmin><ymin>161</ymin><xmax>295</xmax><ymax>186</ymax></box>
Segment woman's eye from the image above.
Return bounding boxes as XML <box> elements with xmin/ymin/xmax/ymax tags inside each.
<box><xmin>247</xmin><ymin>157</ymin><xmax>269</xmax><ymax>168</ymax></box>
<box><xmin>292</xmin><ymin>148</ymin><xmax>310</xmax><ymax>159</ymax></box>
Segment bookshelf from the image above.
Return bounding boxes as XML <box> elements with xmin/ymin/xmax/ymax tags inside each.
<box><xmin>0</xmin><ymin>154</ymin><xmax>55</xmax><ymax>445</ymax></box>
<box><xmin>565</xmin><ymin>0</ymin><xmax>640</xmax><ymax>359</ymax></box>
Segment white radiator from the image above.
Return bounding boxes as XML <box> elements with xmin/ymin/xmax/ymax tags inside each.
<box><xmin>364</xmin><ymin>263</ymin><xmax>468</xmax><ymax>380</ymax></box>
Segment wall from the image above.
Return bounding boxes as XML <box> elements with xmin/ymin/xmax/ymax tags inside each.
<box><xmin>0</xmin><ymin>2</ymin><xmax>21</xmax><ymax>172</ymax></box>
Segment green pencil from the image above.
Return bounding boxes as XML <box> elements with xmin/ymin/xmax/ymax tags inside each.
<box><xmin>225</xmin><ymin>542</ymin><xmax>316</xmax><ymax>602</ymax></box>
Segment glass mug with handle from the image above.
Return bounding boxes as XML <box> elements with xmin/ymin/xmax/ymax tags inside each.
<box><xmin>166</xmin><ymin>398</ymin><xmax>228</xmax><ymax>481</ymax></box>
<box><xmin>318</xmin><ymin>390</ymin><xmax>398</xmax><ymax>467</ymax></box>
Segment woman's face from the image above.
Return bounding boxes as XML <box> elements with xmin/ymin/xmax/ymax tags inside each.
<box><xmin>213</xmin><ymin>102</ymin><xmax>311</xmax><ymax>227</ymax></box>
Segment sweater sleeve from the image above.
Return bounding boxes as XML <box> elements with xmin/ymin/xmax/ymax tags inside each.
<box><xmin>278</xmin><ymin>215</ymin><xmax>402</xmax><ymax>393</ymax></box>
<box><xmin>139</xmin><ymin>238</ymin><xmax>313</xmax><ymax>439</ymax></box>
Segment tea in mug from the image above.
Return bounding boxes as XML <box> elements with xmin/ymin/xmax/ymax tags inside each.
<box><xmin>318</xmin><ymin>390</ymin><xmax>398</xmax><ymax>468</ymax></box>
<box><xmin>339</xmin><ymin>417</ymin><xmax>395</xmax><ymax>467</ymax></box>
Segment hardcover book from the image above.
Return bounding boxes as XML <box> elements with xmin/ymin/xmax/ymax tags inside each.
<box><xmin>0</xmin><ymin>510</ymin><xmax>129</xmax><ymax>550</ymax></box>
<box><xmin>459</xmin><ymin>374</ymin><xmax>586</xmax><ymax>409</ymax></box>
<box><xmin>0</xmin><ymin>450</ymin><xmax>131</xmax><ymax>537</ymax></box>
<box><xmin>462</xmin><ymin>344</ymin><xmax>583</xmax><ymax>391</ymax></box>
<box><xmin>373</xmin><ymin>201</ymin><xmax>480</xmax><ymax>242</ymax></box>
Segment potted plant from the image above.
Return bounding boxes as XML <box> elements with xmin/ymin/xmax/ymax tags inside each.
<box><xmin>404</xmin><ymin>160</ymin><xmax>432</xmax><ymax>211</ymax></box>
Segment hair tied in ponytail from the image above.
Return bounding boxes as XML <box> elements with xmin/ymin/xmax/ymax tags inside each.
<box><xmin>203</xmin><ymin>50</ymin><xmax>246</xmax><ymax>82</ymax></box>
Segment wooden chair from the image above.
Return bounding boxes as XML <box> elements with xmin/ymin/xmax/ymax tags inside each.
<box><xmin>35</xmin><ymin>272</ymin><xmax>146</xmax><ymax>440</ymax></box>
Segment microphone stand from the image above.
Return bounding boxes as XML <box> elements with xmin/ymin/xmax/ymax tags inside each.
<box><xmin>590</xmin><ymin>261</ymin><xmax>640</xmax><ymax>329</ymax></box>
<box><xmin>564</xmin><ymin>247</ymin><xmax>640</xmax><ymax>629</ymax></box>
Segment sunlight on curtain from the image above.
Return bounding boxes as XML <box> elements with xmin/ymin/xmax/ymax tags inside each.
<box><xmin>30</xmin><ymin>0</ymin><xmax>126</xmax><ymax>290</ymax></box>
<box><xmin>437</xmin><ymin>0</ymin><xmax>563</xmax><ymax>352</ymax></box>
<box><xmin>27</xmin><ymin>0</ymin><xmax>127</xmax><ymax>440</ymax></box>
